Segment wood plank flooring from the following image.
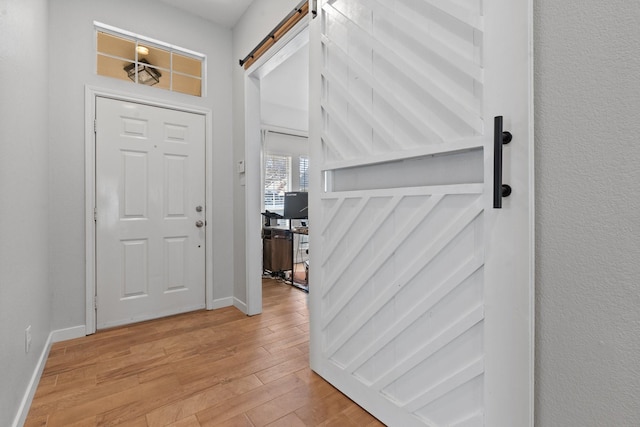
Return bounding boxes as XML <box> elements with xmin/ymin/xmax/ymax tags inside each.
<box><xmin>25</xmin><ymin>279</ymin><xmax>384</xmax><ymax>427</ymax></box>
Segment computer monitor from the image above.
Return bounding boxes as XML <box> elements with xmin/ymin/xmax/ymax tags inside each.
<box><xmin>283</xmin><ymin>192</ymin><xmax>308</xmax><ymax>219</ymax></box>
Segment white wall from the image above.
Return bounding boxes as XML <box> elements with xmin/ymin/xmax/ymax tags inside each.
<box><xmin>231</xmin><ymin>0</ymin><xmax>302</xmax><ymax>304</ymax></box>
<box><xmin>260</xmin><ymin>44</ymin><xmax>309</xmax><ymax>132</ymax></box>
<box><xmin>48</xmin><ymin>0</ymin><xmax>235</xmax><ymax>330</ymax></box>
<box><xmin>534</xmin><ymin>1</ymin><xmax>640</xmax><ymax>425</ymax></box>
<box><xmin>0</xmin><ymin>1</ymin><xmax>52</xmax><ymax>424</ymax></box>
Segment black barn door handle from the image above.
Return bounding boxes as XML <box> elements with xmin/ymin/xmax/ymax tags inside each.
<box><xmin>493</xmin><ymin>116</ymin><xmax>512</xmax><ymax>209</ymax></box>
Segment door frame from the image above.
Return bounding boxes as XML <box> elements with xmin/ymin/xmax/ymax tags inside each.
<box><xmin>84</xmin><ymin>86</ymin><xmax>214</xmax><ymax>334</ymax></box>
<box><xmin>244</xmin><ymin>21</ymin><xmax>309</xmax><ymax>316</ymax></box>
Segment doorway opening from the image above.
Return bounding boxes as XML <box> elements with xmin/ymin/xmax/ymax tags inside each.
<box><xmin>244</xmin><ymin>23</ymin><xmax>309</xmax><ymax>316</ymax></box>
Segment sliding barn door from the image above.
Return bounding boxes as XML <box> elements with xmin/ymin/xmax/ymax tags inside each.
<box><xmin>308</xmin><ymin>0</ymin><xmax>533</xmax><ymax>426</ymax></box>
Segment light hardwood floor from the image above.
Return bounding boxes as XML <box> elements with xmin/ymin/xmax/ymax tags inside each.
<box><xmin>25</xmin><ymin>279</ymin><xmax>384</xmax><ymax>427</ymax></box>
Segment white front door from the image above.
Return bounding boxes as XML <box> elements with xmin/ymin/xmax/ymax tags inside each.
<box><xmin>309</xmin><ymin>0</ymin><xmax>533</xmax><ymax>426</ymax></box>
<box><xmin>95</xmin><ymin>97</ymin><xmax>206</xmax><ymax>329</ymax></box>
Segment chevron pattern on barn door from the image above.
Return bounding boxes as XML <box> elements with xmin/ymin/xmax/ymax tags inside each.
<box><xmin>318</xmin><ymin>186</ymin><xmax>485</xmax><ymax>426</ymax></box>
<box><xmin>320</xmin><ymin>0</ymin><xmax>485</xmax><ymax>168</ymax></box>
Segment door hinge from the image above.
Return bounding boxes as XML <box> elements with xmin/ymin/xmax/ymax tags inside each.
<box><xmin>94</xmin><ymin>295</ymin><xmax>98</xmax><ymax>310</ymax></box>
<box><xmin>94</xmin><ymin>208</ymin><xmax>97</xmax><ymax>222</ymax></box>
<box><xmin>94</xmin><ymin>119</ymin><xmax>97</xmax><ymax>134</ymax></box>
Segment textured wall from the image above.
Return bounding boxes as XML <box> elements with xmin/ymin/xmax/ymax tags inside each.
<box><xmin>534</xmin><ymin>1</ymin><xmax>640</xmax><ymax>425</ymax></box>
<box><xmin>0</xmin><ymin>1</ymin><xmax>52</xmax><ymax>424</ymax></box>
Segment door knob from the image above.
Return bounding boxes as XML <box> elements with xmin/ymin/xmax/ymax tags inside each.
<box><xmin>195</xmin><ymin>220</ymin><xmax>204</xmax><ymax>228</ymax></box>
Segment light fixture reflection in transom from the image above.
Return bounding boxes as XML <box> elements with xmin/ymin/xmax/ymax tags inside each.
<box><xmin>124</xmin><ymin>59</ymin><xmax>161</xmax><ymax>86</ymax></box>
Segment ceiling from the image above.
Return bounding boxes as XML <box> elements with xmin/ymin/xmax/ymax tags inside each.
<box><xmin>156</xmin><ymin>0</ymin><xmax>254</xmax><ymax>28</ymax></box>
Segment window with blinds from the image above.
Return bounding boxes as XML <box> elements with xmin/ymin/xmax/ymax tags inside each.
<box><xmin>264</xmin><ymin>154</ymin><xmax>291</xmax><ymax>214</ymax></box>
<box><xmin>299</xmin><ymin>156</ymin><xmax>309</xmax><ymax>192</ymax></box>
<box><xmin>263</xmin><ymin>131</ymin><xmax>309</xmax><ymax>222</ymax></box>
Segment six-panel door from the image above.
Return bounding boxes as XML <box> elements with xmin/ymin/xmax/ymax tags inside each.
<box><xmin>95</xmin><ymin>97</ymin><xmax>206</xmax><ymax>329</ymax></box>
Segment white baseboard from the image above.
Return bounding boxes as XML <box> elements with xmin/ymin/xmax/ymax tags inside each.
<box><xmin>51</xmin><ymin>325</ymin><xmax>86</xmax><ymax>343</ymax></box>
<box><xmin>12</xmin><ymin>325</ymin><xmax>86</xmax><ymax>427</ymax></box>
<box><xmin>233</xmin><ymin>297</ymin><xmax>248</xmax><ymax>314</ymax></box>
<box><xmin>12</xmin><ymin>333</ymin><xmax>52</xmax><ymax>427</ymax></box>
<box><xmin>210</xmin><ymin>297</ymin><xmax>234</xmax><ymax>310</ymax></box>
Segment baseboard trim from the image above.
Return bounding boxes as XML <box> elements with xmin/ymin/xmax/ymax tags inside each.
<box><xmin>233</xmin><ymin>297</ymin><xmax>248</xmax><ymax>314</ymax></box>
<box><xmin>12</xmin><ymin>325</ymin><xmax>86</xmax><ymax>426</ymax></box>
<box><xmin>211</xmin><ymin>297</ymin><xmax>234</xmax><ymax>310</ymax></box>
<box><xmin>12</xmin><ymin>333</ymin><xmax>52</xmax><ymax>427</ymax></box>
<box><xmin>51</xmin><ymin>325</ymin><xmax>86</xmax><ymax>343</ymax></box>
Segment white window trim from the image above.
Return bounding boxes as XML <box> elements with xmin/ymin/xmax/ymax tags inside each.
<box><xmin>94</xmin><ymin>21</ymin><xmax>205</xmax><ymax>59</ymax></box>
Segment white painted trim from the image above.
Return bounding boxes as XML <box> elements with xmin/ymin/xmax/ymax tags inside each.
<box><xmin>261</xmin><ymin>124</ymin><xmax>308</xmax><ymax>138</ymax></box>
<box><xmin>11</xmin><ymin>323</ymin><xmax>104</xmax><ymax>426</ymax></box>
<box><xmin>527</xmin><ymin>0</ymin><xmax>536</xmax><ymax>424</ymax></box>
<box><xmin>308</xmin><ymin>5</ymin><xmax>323</xmax><ymax>372</ymax></box>
<box><xmin>84</xmin><ymin>85</ymin><xmax>214</xmax><ymax>333</ymax></box>
<box><xmin>94</xmin><ymin>21</ymin><xmax>205</xmax><ymax>59</ymax></box>
<box><xmin>11</xmin><ymin>333</ymin><xmax>52</xmax><ymax>427</ymax></box>
<box><xmin>244</xmin><ymin>73</ymin><xmax>263</xmax><ymax>317</ymax></box>
<box><xmin>85</xmin><ymin>87</ymin><xmax>97</xmax><ymax>335</ymax></box>
<box><xmin>322</xmin><ymin>138</ymin><xmax>484</xmax><ymax>172</ymax></box>
<box><xmin>244</xmin><ymin>17</ymin><xmax>310</xmax><ymax>318</ymax></box>
<box><xmin>211</xmin><ymin>297</ymin><xmax>235</xmax><ymax>310</ymax></box>
<box><xmin>233</xmin><ymin>297</ymin><xmax>248</xmax><ymax>315</ymax></box>
<box><xmin>51</xmin><ymin>325</ymin><xmax>86</xmax><ymax>343</ymax></box>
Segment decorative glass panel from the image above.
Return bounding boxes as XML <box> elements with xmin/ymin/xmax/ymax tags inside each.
<box><xmin>173</xmin><ymin>53</ymin><xmax>202</xmax><ymax>78</ymax></box>
<box><xmin>97</xmin><ymin>55</ymin><xmax>132</xmax><ymax>83</ymax></box>
<box><xmin>97</xmin><ymin>32</ymin><xmax>135</xmax><ymax>61</ymax></box>
<box><xmin>95</xmin><ymin>24</ymin><xmax>205</xmax><ymax>97</ymax></box>
<box><xmin>173</xmin><ymin>74</ymin><xmax>202</xmax><ymax>97</ymax></box>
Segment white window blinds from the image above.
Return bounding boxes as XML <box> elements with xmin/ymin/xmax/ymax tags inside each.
<box><xmin>264</xmin><ymin>154</ymin><xmax>290</xmax><ymax>213</ymax></box>
<box><xmin>299</xmin><ymin>156</ymin><xmax>309</xmax><ymax>191</ymax></box>
<box><xmin>262</xmin><ymin>131</ymin><xmax>309</xmax><ymax>215</ymax></box>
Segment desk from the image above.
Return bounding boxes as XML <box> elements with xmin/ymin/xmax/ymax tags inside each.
<box><xmin>262</xmin><ymin>228</ymin><xmax>292</xmax><ymax>272</ymax></box>
<box><xmin>262</xmin><ymin>226</ymin><xmax>308</xmax><ymax>292</ymax></box>
<box><xmin>291</xmin><ymin>227</ymin><xmax>309</xmax><ymax>292</ymax></box>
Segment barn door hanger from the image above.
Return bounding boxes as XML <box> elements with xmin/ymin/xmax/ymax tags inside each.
<box><xmin>493</xmin><ymin>116</ymin><xmax>512</xmax><ymax>209</ymax></box>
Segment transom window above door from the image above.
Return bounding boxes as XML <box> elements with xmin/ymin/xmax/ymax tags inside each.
<box><xmin>95</xmin><ymin>22</ymin><xmax>205</xmax><ymax>97</ymax></box>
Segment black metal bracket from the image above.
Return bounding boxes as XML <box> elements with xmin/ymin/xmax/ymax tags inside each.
<box><xmin>493</xmin><ymin>116</ymin><xmax>512</xmax><ymax>209</ymax></box>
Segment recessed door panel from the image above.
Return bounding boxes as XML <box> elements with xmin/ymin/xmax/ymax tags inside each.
<box><xmin>122</xmin><ymin>239</ymin><xmax>148</xmax><ymax>298</ymax></box>
<box><xmin>122</xmin><ymin>150</ymin><xmax>148</xmax><ymax>218</ymax></box>
<box><xmin>164</xmin><ymin>236</ymin><xmax>187</xmax><ymax>292</ymax></box>
<box><xmin>164</xmin><ymin>123</ymin><xmax>188</xmax><ymax>143</ymax></box>
<box><xmin>164</xmin><ymin>155</ymin><xmax>188</xmax><ymax>218</ymax></box>
<box><xmin>121</xmin><ymin>117</ymin><xmax>148</xmax><ymax>138</ymax></box>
